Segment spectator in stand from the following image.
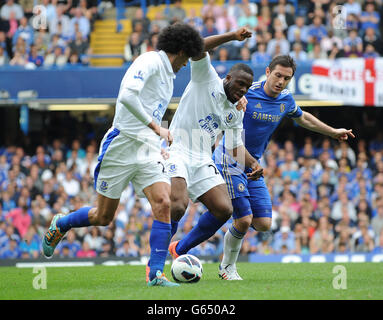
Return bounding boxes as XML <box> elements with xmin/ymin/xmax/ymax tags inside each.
<box><xmin>28</xmin><ymin>44</ymin><xmax>44</xmax><ymax>67</ymax></box>
<box><xmin>44</xmin><ymin>45</ymin><xmax>68</xmax><ymax>67</ymax></box>
<box><xmin>272</xmin><ymin>2</ymin><xmax>294</xmax><ymax>32</ymax></box>
<box><xmin>343</xmin><ymin>0</ymin><xmax>362</xmax><ymax>19</ymax></box>
<box><xmin>84</xmin><ymin>226</ymin><xmax>104</xmax><ymax>253</ymax></box>
<box><xmin>19</xmin><ymin>226</ymin><xmax>40</xmax><ymax>258</ymax></box>
<box><xmin>0</xmin><ymin>236</ymin><xmax>20</xmax><ymax>258</ymax></box>
<box><xmin>331</xmin><ymin>191</ymin><xmax>357</xmax><ymax>222</ymax></box>
<box><xmin>363</xmin><ymin>27</ymin><xmax>383</xmax><ymax>55</ymax></box>
<box><xmin>201</xmin><ymin>0</ymin><xmax>222</xmax><ymax>21</ymax></box>
<box><xmin>372</xmin><ymin>230</ymin><xmax>383</xmax><ymax>253</ymax></box>
<box><xmin>12</xmin><ymin>16</ymin><xmax>34</xmax><ymax>48</ymax></box>
<box><xmin>131</xmin><ymin>7</ymin><xmax>150</xmax><ymax>36</ymax></box>
<box><xmin>5</xmin><ymin>199</ymin><xmax>31</xmax><ymax>238</ymax></box>
<box><xmin>239</xmin><ymin>46</ymin><xmax>250</xmax><ymax>62</ymax></box>
<box><xmin>116</xmin><ymin>239</ymin><xmax>139</xmax><ymax>257</ymax></box>
<box><xmin>320</xmin><ymin>29</ymin><xmax>343</xmax><ymax>55</ymax></box>
<box><xmin>123</xmin><ymin>31</ymin><xmax>147</xmax><ymax>62</ymax></box>
<box><xmin>150</xmin><ymin>11</ymin><xmax>169</xmax><ymax>33</ymax></box>
<box><xmin>371</xmin><ymin>203</ymin><xmax>383</xmax><ymax>241</ymax></box>
<box><xmin>238</xmin><ymin>4</ymin><xmax>257</xmax><ymax>29</ymax></box>
<box><xmin>272</xmin><ymin>225</ymin><xmax>296</xmax><ymax>254</ymax></box>
<box><xmin>251</xmin><ymin>42</ymin><xmax>271</xmax><ymax>65</ymax></box>
<box><xmin>76</xmin><ymin>241</ymin><xmax>96</xmax><ymax>257</ymax></box>
<box><xmin>224</xmin><ymin>0</ymin><xmax>242</xmax><ymax>22</ymax></box>
<box><xmin>165</xmin><ymin>0</ymin><xmax>186</xmax><ymax>25</ymax></box>
<box><xmin>334</xmin><ymin>227</ymin><xmax>352</xmax><ymax>253</ymax></box>
<box><xmin>308</xmin><ymin>15</ymin><xmax>328</xmax><ymax>45</ymax></box>
<box><xmin>0</xmin><ymin>45</ymin><xmax>8</xmax><ymax>65</ymax></box>
<box><xmin>287</xmin><ymin>16</ymin><xmax>309</xmax><ymax>46</ymax></box>
<box><xmin>68</xmin><ymin>30</ymin><xmax>89</xmax><ymax>62</ymax></box>
<box><xmin>0</xmin><ymin>0</ymin><xmax>23</xmax><ymax>21</ymax></box>
<box><xmin>266</xmin><ymin>29</ymin><xmax>290</xmax><ymax>57</ymax></box>
<box><xmin>61</xmin><ymin>168</ymin><xmax>80</xmax><ymax>197</ymax></box>
<box><xmin>215</xmin><ymin>7</ymin><xmax>237</xmax><ymax>35</ymax></box>
<box><xmin>360</xmin><ymin>2</ymin><xmax>380</xmax><ymax>34</ymax></box>
<box><xmin>69</xmin><ymin>7</ymin><xmax>90</xmax><ymax>40</ymax></box>
<box><xmin>201</xmin><ymin>16</ymin><xmax>218</xmax><ymax>38</ymax></box>
<box><xmin>289</xmin><ymin>42</ymin><xmax>308</xmax><ymax>61</ymax></box>
<box><xmin>49</xmin><ymin>5</ymin><xmax>71</xmax><ymax>39</ymax></box>
<box><xmin>310</xmin><ymin>216</ymin><xmax>334</xmax><ymax>254</ymax></box>
<box><xmin>6</xmin><ymin>11</ymin><xmax>19</xmax><ymax>46</ymax></box>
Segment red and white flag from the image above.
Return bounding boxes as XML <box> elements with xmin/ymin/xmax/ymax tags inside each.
<box><xmin>311</xmin><ymin>58</ymin><xmax>383</xmax><ymax>107</ymax></box>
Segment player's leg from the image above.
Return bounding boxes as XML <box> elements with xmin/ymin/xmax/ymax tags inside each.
<box><xmin>174</xmin><ymin>183</ymin><xmax>233</xmax><ymax>256</ymax></box>
<box><xmin>169</xmin><ymin>177</ymin><xmax>189</xmax><ymax>239</ymax></box>
<box><xmin>248</xmin><ymin>177</ymin><xmax>273</xmax><ymax>232</ymax></box>
<box><xmin>220</xmin><ymin>196</ymin><xmax>252</xmax><ymax>280</ymax></box>
<box><xmin>43</xmin><ymin>193</ymin><xmax>120</xmax><ymax>258</ymax></box>
<box><xmin>143</xmin><ymin>181</ymin><xmax>180</xmax><ymax>285</ymax></box>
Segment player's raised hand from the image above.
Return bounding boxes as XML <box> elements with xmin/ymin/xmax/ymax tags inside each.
<box><xmin>233</xmin><ymin>27</ymin><xmax>252</xmax><ymax>41</ymax></box>
<box><xmin>247</xmin><ymin>161</ymin><xmax>263</xmax><ymax>181</ymax></box>
<box><xmin>331</xmin><ymin>128</ymin><xmax>355</xmax><ymax>141</ymax></box>
<box><xmin>236</xmin><ymin>96</ymin><xmax>248</xmax><ymax>112</ymax></box>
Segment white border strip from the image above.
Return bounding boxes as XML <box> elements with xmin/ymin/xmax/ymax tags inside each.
<box><xmin>16</xmin><ymin>261</ymin><xmax>95</xmax><ymax>268</ymax></box>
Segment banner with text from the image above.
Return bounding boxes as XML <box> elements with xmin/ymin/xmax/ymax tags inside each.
<box><xmin>311</xmin><ymin>58</ymin><xmax>383</xmax><ymax>107</ymax></box>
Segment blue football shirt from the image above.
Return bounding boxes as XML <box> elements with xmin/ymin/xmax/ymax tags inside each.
<box><xmin>214</xmin><ymin>80</ymin><xmax>303</xmax><ymax>166</ymax></box>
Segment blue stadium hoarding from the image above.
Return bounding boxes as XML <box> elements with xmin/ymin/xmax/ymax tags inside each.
<box><xmin>0</xmin><ymin>61</ymin><xmax>312</xmax><ymax>102</ymax></box>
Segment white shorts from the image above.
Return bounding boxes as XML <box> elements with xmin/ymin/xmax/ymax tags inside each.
<box><xmin>165</xmin><ymin>149</ymin><xmax>225</xmax><ymax>202</ymax></box>
<box><xmin>94</xmin><ymin>127</ymin><xmax>169</xmax><ymax>199</ymax></box>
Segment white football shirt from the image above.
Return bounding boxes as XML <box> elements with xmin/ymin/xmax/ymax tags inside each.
<box><xmin>169</xmin><ymin>54</ymin><xmax>244</xmax><ymax>163</ymax></box>
<box><xmin>112</xmin><ymin>50</ymin><xmax>175</xmax><ymax>144</ymax></box>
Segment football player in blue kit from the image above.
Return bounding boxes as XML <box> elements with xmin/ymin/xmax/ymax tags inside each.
<box><xmin>213</xmin><ymin>55</ymin><xmax>355</xmax><ymax>280</ymax></box>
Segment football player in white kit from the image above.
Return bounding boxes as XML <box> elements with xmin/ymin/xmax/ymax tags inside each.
<box><xmin>42</xmin><ymin>23</ymin><xmax>204</xmax><ymax>287</ymax></box>
<box><xmin>167</xmin><ymin>28</ymin><xmax>263</xmax><ymax>262</ymax></box>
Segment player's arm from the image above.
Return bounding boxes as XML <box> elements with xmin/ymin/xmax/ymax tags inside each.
<box><xmin>119</xmin><ymin>88</ymin><xmax>173</xmax><ymax>144</ymax></box>
<box><xmin>224</xmin><ymin>123</ymin><xmax>263</xmax><ymax>180</ymax></box>
<box><xmin>192</xmin><ymin>27</ymin><xmax>252</xmax><ymax>61</ymax></box>
<box><xmin>230</xmin><ymin>145</ymin><xmax>263</xmax><ymax>180</ymax></box>
<box><xmin>293</xmin><ymin>110</ymin><xmax>355</xmax><ymax>142</ymax></box>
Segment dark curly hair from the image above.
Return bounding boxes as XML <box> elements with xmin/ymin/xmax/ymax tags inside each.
<box><xmin>157</xmin><ymin>23</ymin><xmax>204</xmax><ymax>58</ymax></box>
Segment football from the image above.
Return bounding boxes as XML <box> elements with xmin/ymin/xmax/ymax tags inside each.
<box><xmin>171</xmin><ymin>254</ymin><xmax>203</xmax><ymax>283</ymax></box>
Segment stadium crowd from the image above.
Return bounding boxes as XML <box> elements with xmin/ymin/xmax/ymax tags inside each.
<box><xmin>0</xmin><ymin>0</ymin><xmax>383</xmax><ymax>68</ymax></box>
<box><xmin>1</xmin><ymin>0</ymin><xmax>383</xmax><ymax>259</ymax></box>
<box><xmin>1</xmin><ymin>129</ymin><xmax>383</xmax><ymax>259</ymax></box>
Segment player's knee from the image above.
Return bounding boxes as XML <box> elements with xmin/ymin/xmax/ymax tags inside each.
<box><xmin>171</xmin><ymin>201</ymin><xmax>188</xmax><ymax>222</ymax></box>
<box><xmin>95</xmin><ymin>212</ymin><xmax>114</xmax><ymax>226</ymax></box>
<box><xmin>233</xmin><ymin>216</ymin><xmax>252</xmax><ymax>233</ymax></box>
<box><xmin>253</xmin><ymin>218</ymin><xmax>271</xmax><ymax>232</ymax></box>
<box><xmin>152</xmin><ymin>194</ymin><xmax>171</xmax><ymax>216</ymax></box>
<box><xmin>213</xmin><ymin>202</ymin><xmax>233</xmax><ymax>222</ymax></box>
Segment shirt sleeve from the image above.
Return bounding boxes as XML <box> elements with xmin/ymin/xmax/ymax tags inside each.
<box><xmin>190</xmin><ymin>53</ymin><xmax>219</xmax><ymax>83</ymax></box>
<box><xmin>286</xmin><ymin>96</ymin><xmax>303</xmax><ymax>118</ymax></box>
<box><xmin>122</xmin><ymin>53</ymin><xmax>158</xmax><ymax>93</ymax></box>
<box><xmin>222</xmin><ymin>111</ymin><xmax>244</xmax><ymax>150</ymax></box>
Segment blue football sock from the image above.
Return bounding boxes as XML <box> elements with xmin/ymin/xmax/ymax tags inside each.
<box><xmin>149</xmin><ymin>220</ymin><xmax>171</xmax><ymax>281</ymax></box>
<box><xmin>170</xmin><ymin>220</ymin><xmax>179</xmax><ymax>239</ymax></box>
<box><xmin>56</xmin><ymin>206</ymin><xmax>92</xmax><ymax>232</ymax></box>
<box><xmin>176</xmin><ymin>211</ymin><xmax>225</xmax><ymax>255</ymax></box>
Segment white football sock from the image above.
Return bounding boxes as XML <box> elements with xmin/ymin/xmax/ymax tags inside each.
<box><xmin>221</xmin><ymin>224</ymin><xmax>245</xmax><ymax>267</ymax></box>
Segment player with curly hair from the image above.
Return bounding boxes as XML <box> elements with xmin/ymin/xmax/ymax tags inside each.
<box><xmin>42</xmin><ymin>23</ymin><xmax>204</xmax><ymax>287</ymax></box>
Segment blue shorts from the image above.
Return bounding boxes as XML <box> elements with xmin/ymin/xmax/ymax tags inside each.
<box><xmin>217</xmin><ymin>163</ymin><xmax>272</xmax><ymax>219</ymax></box>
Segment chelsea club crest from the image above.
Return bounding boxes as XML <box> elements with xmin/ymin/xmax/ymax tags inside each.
<box><xmin>280</xmin><ymin>103</ymin><xmax>285</xmax><ymax>113</ymax></box>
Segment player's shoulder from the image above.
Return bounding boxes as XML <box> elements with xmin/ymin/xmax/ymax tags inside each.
<box><xmin>133</xmin><ymin>51</ymin><xmax>162</xmax><ymax>67</ymax></box>
<box><xmin>248</xmin><ymin>81</ymin><xmax>263</xmax><ymax>92</ymax></box>
<box><xmin>279</xmin><ymin>88</ymin><xmax>295</xmax><ymax>103</ymax></box>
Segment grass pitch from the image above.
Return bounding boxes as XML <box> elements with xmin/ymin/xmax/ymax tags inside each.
<box><xmin>1</xmin><ymin>262</ymin><xmax>382</xmax><ymax>300</ymax></box>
